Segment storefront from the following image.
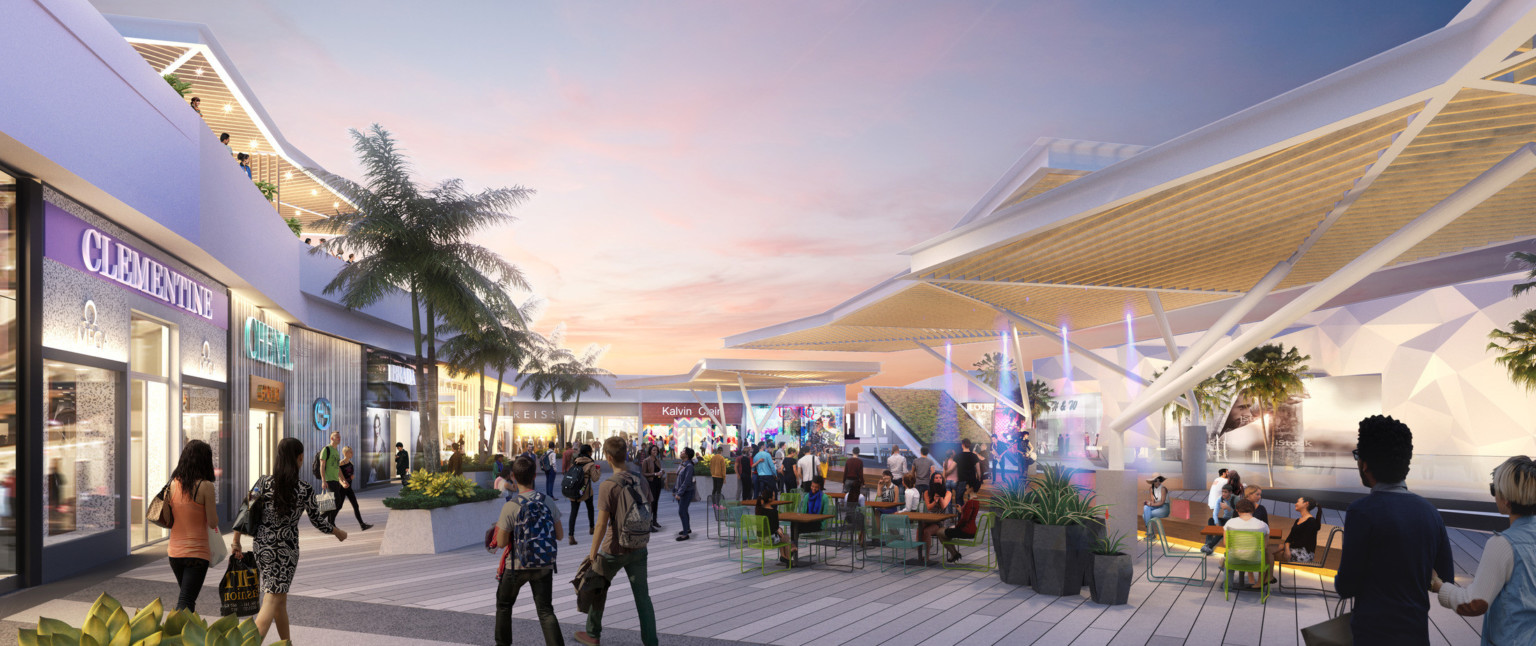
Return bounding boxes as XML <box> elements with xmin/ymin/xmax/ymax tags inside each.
<box><xmin>745</xmin><ymin>405</ymin><xmax>843</xmax><ymax>450</ymax></box>
<box><xmin>437</xmin><ymin>367</ymin><xmax>515</xmax><ymax>460</ymax></box>
<box><xmin>37</xmin><ymin>188</ymin><xmax>230</xmax><ymax>581</ymax></box>
<box><xmin>364</xmin><ymin>347</ymin><xmax>418</xmax><ymax>486</ymax></box>
<box><xmin>510</xmin><ymin>402</ymin><xmax>639</xmax><ymax>452</ymax></box>
<box><xmin>640</xmin><ymin>403</ymin><xmax>742</xmax><ymax>454</ymax></box>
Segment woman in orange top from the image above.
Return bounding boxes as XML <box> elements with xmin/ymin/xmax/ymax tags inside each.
<box><xmin>167</xmin><ymin>439</ymin><xmax>220</xmax><ymax>612</ymax></box>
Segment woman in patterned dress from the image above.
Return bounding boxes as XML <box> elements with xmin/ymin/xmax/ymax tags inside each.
<box><xmin>231</xmin><ymin>437</ymin><xmax>348</xmax><ymax>641</ymax></box>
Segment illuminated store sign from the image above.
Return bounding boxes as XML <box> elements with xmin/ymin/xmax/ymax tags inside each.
<box><xmin>45</xmin><ymin>204</ymin><xmax>228</xmax><ymax>328</ymax></box>
<box><xmin>244</xmin><ymin>317</ymin><xmax>293</xmax><ymax>370</ymax></box>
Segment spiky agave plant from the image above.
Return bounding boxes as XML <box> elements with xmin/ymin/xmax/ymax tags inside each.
<box><xmin>19</xmin><ymin>593</ymin><xmax>287</xmax><ymax>646</ymax></box>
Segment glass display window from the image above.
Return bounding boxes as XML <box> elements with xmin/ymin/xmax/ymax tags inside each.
<box><xmin>44</xmin><ymin>362</ymin><xmax>118</xmax><ymax>546</ymax></box>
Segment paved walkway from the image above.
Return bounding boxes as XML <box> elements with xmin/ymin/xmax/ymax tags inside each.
<box><xmin>0</xmin><ymin>479</ymin><xmax>1493</xmax><ymax>645</ymax></box>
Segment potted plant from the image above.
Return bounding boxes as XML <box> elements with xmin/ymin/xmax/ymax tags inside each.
<box><xmin>1026</xmin><ymin>464</ymin><xmax>1107</xmax><ymax>597</ymax></box>
<box><xmin>1089</xmin><ymin>532</ymin><xmax>1133</xmax><ymax>605</ymax></box>
<box><xmin>380</xmin><ymin>472</ymin><xmax>501</xmax><ymax>554</ymax></box>
<box><xmin>987</xmin><ymin>477</ymin><xmax>1034</xmax><ymax>586</ymax></box>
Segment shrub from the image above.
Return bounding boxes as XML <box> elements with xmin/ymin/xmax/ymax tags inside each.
<box><xmin>383</xmin><ymin>472</ymin><xmax>497</xmax><ymax>510</ymax></box>
<box><xmin>19</xmin><ymin>593</ymin><xmax>287</xmax><ymax>646</ymax></box>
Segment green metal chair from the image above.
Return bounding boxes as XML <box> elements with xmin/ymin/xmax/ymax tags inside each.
<box><xmin>738</xmin><ymin>514</ymin><xmax>790</xmax><ymax>576</ymax></box>
<box><xmin>878</xmin><ymin>514</ymin><xmax>923</xmax><ymax>573</ymax></box>
<box><xmin>1223</xmin><ymin>529</ymin><xmax>1269</xmax><ymax>603</ymax></box>
<box><xmin>940</xmin><ymin>511</ymin><xmax>996</xmax><ymax>572</ymax></box>
<box><xmin>1146</xmin><ymin>518</ymin><xmax>1208</xmax><ymax>585</ymax></box>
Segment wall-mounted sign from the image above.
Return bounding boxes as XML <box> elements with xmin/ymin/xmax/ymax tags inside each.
<box><xmin>244</xmin><ymin>317</ymin><xmax>293</xmax><ymax>370</ymax></box>
<box><xmin>387</xmin><ymin>364</ymin><xmax>417</xmax><ymax>386</ymax></box>
<box><xmin>77</xmin><ymin>300</ymin><xmax>104</xmax><ymax>349</ymax></box>
<box><xmin>250</xmin><ymin>375</ymin><xmax>285</xmax><ymax>412</ymax></box>
<box><xmin>45</xmin><ymin>204</ymin><xmax>227</xmax><ymax>328</ymax></box>
<box><xmin>313</xmin><ymin>397</ymin><xmax>333</xmax><ymax>431</ymax></box>
<box><xmin>640</xmin><ymin>403</ymin><xmax>743</xmax><ymax>425</ymax></box>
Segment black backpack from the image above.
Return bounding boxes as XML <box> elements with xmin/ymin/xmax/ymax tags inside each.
<box><xmin>312</xmin><ymin>446</ymin><xmax>330</xmax><ymax>481</ymax></box>
<box><xmin>561</xmin><ymin>462</ymin><xmax>588</xmax><ymax>498</ymax></box>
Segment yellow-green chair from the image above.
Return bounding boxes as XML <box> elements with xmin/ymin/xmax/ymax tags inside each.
<box><xmin>940</xmin><ymin>511</ymin><xmax>996</xmax><ymax>572</ymax></box>
<box><xmin>1223</xmin><ymin>529</ymin><xmax>1269</xmax><ymax>603</ymax></box>
<box><xmin>738</xmin><ymin>514</ymin><xmax>790</xmax><ymax>576</ymax></box>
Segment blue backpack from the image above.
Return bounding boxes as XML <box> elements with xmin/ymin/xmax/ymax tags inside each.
<box><xmin>502</xmin><ymin>491</ymin><xmax>558</xmax><ymax>577</ymax></box>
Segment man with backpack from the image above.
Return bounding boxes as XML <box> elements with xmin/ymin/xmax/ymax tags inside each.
<box><xmin>542</xmin><ymin>442</ymin><xmax>560</xmax><ymax>500</ymax></box>
<box><xmin>494</xmin><ymin>457</ymin><xmax>564</xmax><ymax>646</ymax></box>
<box><xmin>577</xmin><ymin>437</ymin><xmax>658</xmax><ymax>646</ymax></box>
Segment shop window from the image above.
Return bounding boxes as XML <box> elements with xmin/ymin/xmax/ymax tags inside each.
<box><xmin>44</xmin><ymin>362</ymin><xmax>117</xmax><ymax>545</ymax></box>
<box><xmin>0</xmin><ymin>170</ymin><xmax>17</xmax><ymax>577</ymax></box>
<box><xmin>181</xmin><ymin>385</ymin><xmax>223</xmax><ymax>483</ymax></box>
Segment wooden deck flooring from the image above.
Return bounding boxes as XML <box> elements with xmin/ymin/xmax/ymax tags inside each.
<box><xmin>104</xmin><ymin>482</ymin><xmax>1489</xmax><ymax>645</ymax></box>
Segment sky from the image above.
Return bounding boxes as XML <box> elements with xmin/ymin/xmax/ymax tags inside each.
<box><xmin>94</xmin><ymin>0</ymin><xmax>1468</xmax><ymax>392</ymax></box>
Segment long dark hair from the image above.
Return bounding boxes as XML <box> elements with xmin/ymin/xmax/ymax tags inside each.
<box><xmin>272</xmin><ymin>437</ymin><xmax>305</xmax><ymax>516</ymax></box>
<box><xmin>1225</xmin><ymin>470</ymin><xmax>1244</xmax><ymax>496</ymax></box>
<box><xmin>171</xmin><ymin>439</ymin><xmax>215</xmax><ymax>495</ymax></box>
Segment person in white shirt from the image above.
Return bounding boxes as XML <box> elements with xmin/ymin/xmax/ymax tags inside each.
<box><xmin>887</xmin><ymin>448</ymin><xmax>907</xmax><ymax>496</ymax></box>
<box><xmin>774</xmin><ymin>442</ymin><xmax>786</xmax><ymax>462</ymax></box>
<box><xmin>900</xmin><ymin>473</ymin><xmax>922</xmax><ymax>513</ymax></box>
<box><xmin>1224</xmin><ymin>497</ymin><xmax>1270</xmax><ymax>588</ymax></box>
<box><xmin>1201</xmin><ymin>468</ymin><xmax>1231</xmax><ymax>554</ymax></box>
<box><xmin>796</xmin><ymin>450</ymin><xmax>820</xmax><ymax>493</ymax></box>
<box><xmin>1430</xmin><ymin>455</ymin><xmax>1536</xmax><ymax>638</ymax></box>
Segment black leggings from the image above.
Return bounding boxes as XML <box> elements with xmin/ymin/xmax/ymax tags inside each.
<box><xmin>168</xmin><ymin>557</ymin><xmax>209</xmax><ymax>612</ymax></box>
<box><xmin>325</xmin><ymin>481</ymin><xmax>364</xmax><ymax>527</ymax></box>
<box><xmin>647</xmin><ymin>477</ymin><xmax>664</xmax><ymax>524</ymax></box>
<box><xmin>570</xmin><ymin>497</ymin><xmax>595</xmax><ymax>535</ymax></box>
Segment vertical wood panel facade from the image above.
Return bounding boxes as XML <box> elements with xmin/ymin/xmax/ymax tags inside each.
<box><xmin>287</xmin><ymin>327</ymin><xmax>362</xmax><ymax>489</ymax></box>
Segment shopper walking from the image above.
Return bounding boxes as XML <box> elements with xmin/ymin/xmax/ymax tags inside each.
<box><xmin>641</xmin><ymin>446</ymin><xmax>664</xmax><ymax>532</ymax></box>
<box><xmin>577</xmin><ymin>437</ymin><xmax>659</xmax><ymax>646</ymax></box>
<box><xmin>166</xmin><ymin>439</ymin><xmax>219</xmax><ymax>612</ymax></box>
<box><xmin>676</xmin><ymin>447</ymin><xmax>697</xmax><ymax>541</ymax></box>
<box><xmin>843</xmin><ymin>447</ymin><xmax>865</xmax><ymax>507</ymax></box>
<box><xmin>954</xmin><ymin>439</ymin><xmax>982</xmax><ymax>506</ymax></box>
<box><xmin>708</xmin><ymin>448</ymin><xmax>727</xmax><ymax>499</ymax></box>
<box><xmin>912</xmin><ymin>447</ymin><xmax>936</xmax><ymax>498</ymax></box>
<box><xmin>494</xmin><ymin>457</ymin><xmax>564</xmax><ymax>646</ymax></box>
<box><xmin>335</xmin><ymin>446</ymin><xmax>373</xmax><ymax>530</ymax></box>
<box><xmin>752</xmin><ymin>443</ymin><xmax>776</xmax><ymax>499</ymax></box>
<box><xmin>395</xmin><ymin>442</ymin><xmax>410</xmax><ymax>485</ymax></box>
<box><xmin>1335</xmin><ymin>415</ymin><xmax>1455</xmax><ymax>646</ymax></box>
<box><xmin>736</xmin><ymin>449</ymin><xmax>753</xmax><ymax>501</ymax></box>
<box><xmin>543</xmin><ymin>442</ymin><xmax>561</xmax><ymax>500</ymax></box>
<box><xmin>564</xmin><ymin>444</ymin><xmax>600</xmax><ymax>545</ymax></box>
<box><xmin>887</xmin><ymin>447</ymin><xmax>907</xmax><ymax>497</ymax></box>
<box><xmin>231</xmin><ymin>438</ymin><xmax>347</xmax><ymax>643</ymax></box>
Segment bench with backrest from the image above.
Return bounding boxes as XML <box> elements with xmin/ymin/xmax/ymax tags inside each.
<box><xmin>1143</xmin><ymin>497</ymin><xmax>1343</xmax><ymax>572</ymax></box>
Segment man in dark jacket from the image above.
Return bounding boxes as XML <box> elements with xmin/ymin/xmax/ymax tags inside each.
<box><xmin>394</xmin><ymin>442</ymin><xmax>410</xmax><ymax>484</ymax></box>
<box><xmin>1334</xmin><ymin>415</ymin><xmax>1454</xmax><ymax>646</ymax></box>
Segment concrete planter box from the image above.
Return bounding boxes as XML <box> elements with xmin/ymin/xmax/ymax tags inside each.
<box><xmin>380</xmin><ymin>498</ymin><xmax>501</xmax><ymax>555</ymax></box>
<box><xmin>1089</xmin><ymin>552</ymin><xmax>1133</xmax><ymax>605</ymax></box>
<box><xmin>465</xmin><ymin>471</ymin><xmax>494</xmax><ymax>488</ymax></box>
<box><xmin>993</xmin><ymin>517</ymin><xmax>1033</xmax><ymax>586</ymax></box>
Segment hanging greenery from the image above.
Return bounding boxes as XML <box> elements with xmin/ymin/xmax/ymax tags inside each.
<box><xmin>163</xmin><ymin>73</ymin><xmax>192</xmax><ymax>98</ymax></box>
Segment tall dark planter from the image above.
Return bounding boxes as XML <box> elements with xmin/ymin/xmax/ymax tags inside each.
<box><xmin>993</xmin><ymin>517</ymin><xmax>1033</xmax><ymax>585</ymax></box>
<box><xmin>1081</xmin><ymin>517</ymin><xmax>1106</xmax><ymax>587</ymax></box>
<box><xmin>1089</xmin><ymin>553</ymin><xmax>1133</xmax><ymax>605</ymax></box>
<box><xmin>1031</xmin><ymin>523</ymin><xmax>1089</xmax><ymax>596</ymax></box>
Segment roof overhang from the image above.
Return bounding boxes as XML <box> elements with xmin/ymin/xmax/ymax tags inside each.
<box><xmin>728</xmin><ymin>0</ymin><xmax>1536</xmax><ymax>354</ymax></box>
<box><xmin>616</xmin><ymin>358</ymin><xmax>881</xmax><ymax>392</ymax></box>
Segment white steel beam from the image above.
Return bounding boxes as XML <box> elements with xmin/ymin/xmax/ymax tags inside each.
<box><xmin>158</xmin><ymin>48</ymin><xmax>198</xmax><ymax>76</ymax></box>
<box><xmin>1111</xmin><ymin>143</ymin><xmax>1536</xmax><ymax>433</ymax></box>
<box><xmin>909</xmin><ymin>341</ymin><xmax>1032</xmax><ymax>419</ymax></box>
<box><xmin>1010</xmin><ymin>325</ymin><xmax>1033</xmax><ymax>429</ymax></box>
<box><xmin>736</xmin><ymin>375</ymin><xmax>759</xmax><ymax>440</ymax></box>
<box><xmin>753</xmin><ymin>385</ymin><xmax>791</xmax><ymax>436</ymax></box>
<box><xmin>1146</xmin><ymin>292</ymin><xmax>1200</xmax><ymax>426</ymax></box>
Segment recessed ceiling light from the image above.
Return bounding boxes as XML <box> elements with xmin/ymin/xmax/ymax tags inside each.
<box><xmin>195</xmin><ymin>68</ymin><xmax>203</xmax><ymax>76</ymax></box>
<box><xmin>250</xmin><ymin>140</ymin><xmax>260</xmax><ymax>149</ymax></box>
<box><xmin>332</xmin><ymin>202</ymin><xmax>339</xmax><ymax>208</ymax></box>
<box><xmin>284</xmin><ymin>171</ymin><xmax>292</xmax><ymax>180</ymax></box>
<box><xmin>311</xmin><ymin>189</ymin><xmax>318</xmax><ymax>196</ymax></box>
<box><xmin>223</xmin><ymin>104</ymin><xmax>232</xmax><ymax>113</ymax></box>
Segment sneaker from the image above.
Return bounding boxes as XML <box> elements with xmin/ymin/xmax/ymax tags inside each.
<box><xmin>575</xmin><ymin>631</ymin><xmax>600</xmax><ymax>645</ymax></box>
<box><xmin>360</xmin><ymin>522</ymin><xmax>374</xmax><ymax>531</ymax></box>
<box><xmin>676</xmin><ymin>533</ymin><xmax>690</xmax><ymax>541</ymax></box>
<box><xmin>1200</xmin><ymin>546</ymin><xmax>1213</xmax><ymax>555</ymax></box>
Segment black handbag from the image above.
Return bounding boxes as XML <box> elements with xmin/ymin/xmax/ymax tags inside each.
<box><xmin>233</xmin><ymin>481</ymin><xmax>264</xmax><ymax>535</ymax></box>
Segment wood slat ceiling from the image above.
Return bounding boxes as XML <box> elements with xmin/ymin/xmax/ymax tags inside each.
<box><xmin>732</xmin><ymin>325</ymin><xmax>1000</xmax><ymax>352</ymax></box>
<box><xmin>914</xmin><ymin>104</ymin><xmax>1421</xmax><ymax>293</ymax></box>
<box><xmin>1285</xmin><ymin>87</ymin><xmax>1536</xmax><ymax>287</ymax></box>
<box><xmin>635</xmin><ymin>367</ymin><xmax>882</xmax><ymax>390</ymax></box>
<box><xmin>130</xmin><ymin>43</ymin><xmax>349</xmax><ymax>230</ymax></box>
<box><xmin>833</xmin><ymin>283</ymin><xmax>1001</xmax><ymax>329</ymax></box>
<box><xmin>995</xmin><ymin>171</ymin><xmax>1088</xmax><ymax>212</ymax></box>
<box><xmin>929</xmin><ymin>283</ymin><xmax>1233</xmax><ymax>331</ymax></box>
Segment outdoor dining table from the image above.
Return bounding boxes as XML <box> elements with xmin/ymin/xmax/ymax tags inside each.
<box><xmin>864</xmin><ymin>501</ymin><xmax>902</xmax><ymax>509</ymax></box>
<box><xmin>1200</xmin><ymin>526</ymin><xmax>1282</xmax><ymax>539</ymax></box>
<box><xmin>777</xmin><ymin>512</ymin><xmax>836</xmax><ymax>567</ymax></box>
<box><xmin>893</xmin><ymin>512</ymin><xmax>956</xmax><ymax>523</ymax></box>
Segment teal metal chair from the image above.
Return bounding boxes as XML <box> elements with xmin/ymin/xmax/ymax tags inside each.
<box><xmin>940</xmin><ymin>511</ymin><xmax>996</xmax><ymax>572</ymax></box>
<box><xmin>810</xmin><ymin>509</ymin><xmax>866</xmax><ymax>571</ymax></box>
<box><xmin>717</xmin><ymin>503</ymin><xmax>748</xmax><ymax>551</ymax></box>
<box><xmin>877</xmin><ymin>514</ymin><xmax>923</xmax><ymax>573</ymax></box>
<box><xmin>1146</xmin><ymin>518</ymin><xmax>1208</xmax><ymax>585</ymax></box>
<box><xmin>738</xmin><ymin>514</ymin><xmax>790</xmax><ymax>576</ymax></box>
<box><xmin>1223</xmin><ymin>529</ymin><xmax>1270</xmax><ymax>602</ymax></box>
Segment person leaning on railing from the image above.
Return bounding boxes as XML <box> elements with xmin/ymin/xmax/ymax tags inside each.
<box><xmin>1430</xmin><ymin>455</ymin><xmax>1536</xmax><ymax>644</ymax></box>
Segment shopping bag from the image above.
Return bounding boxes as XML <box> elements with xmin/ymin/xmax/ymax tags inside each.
<box><xmin>218</xmin><ymin>553</ymin><xmax>261</xmax><ymax>617</ymax></box>
<box><xmin>315</xmin><ymin>491</ymin><xmax>337</xmax><ymax>514</ymax></box>
<box><xmin>207</xmin><ymin>528</ymin><xmax>229</xmax><ymax>564</ymax></box>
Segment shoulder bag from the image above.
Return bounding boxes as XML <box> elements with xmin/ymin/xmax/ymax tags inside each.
<box><xmin>147</xmin><ymin>481</ymin><xmax>175</xmax><ymax>529</ymax></box>
<box><xmin>1300</xmin><ymin>597</ymin><xmax>1353</xmax><ymax>646</ymax></box>
<box><xmin>232</xmin><ymin>480</ymin><xmax>264</xmax><ymax>535</ymax></box>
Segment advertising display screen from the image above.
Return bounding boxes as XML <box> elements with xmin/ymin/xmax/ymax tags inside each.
<box><xmin>748</xmin><ymin>405</ymin><xmax>843</xmax><ymax>450</ymax></box>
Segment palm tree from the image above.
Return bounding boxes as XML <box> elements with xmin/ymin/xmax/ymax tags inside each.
<box><xmin>519</xmin><ymin>325</ymin><xmax>575</xmax><ymax>445</ymax></box>
<box><xmin>561</xmin><ymin>344</ymin><xmax>615</xmax><ymax>448</ymax></box>
<box><xmin>440</xmin><ymin>298</ymin><xmax>540</xmax><ymax>455</ymax></box>
<box><xmin>1489</xmin><ymin>251</ymin><xmax>1536</xmax><ymax>392</ymax></box>
<box><xmin>1024</xmin><ymin>379</ymin><xmax>1055</xmax><ymax>426</ymax></box>
<box><xmin>1231</xmin><ymin>343</ymin><xmax>1310</xmax><ymax>486</ymax></box>
<box><xmin>308</xmin><ymin>124</ymin><xmax>533</xmax><ymax>471</ymax></box>
<box><xmin>973</xmin><ymin>352</ymin><xmax>1012</xmax><ymax>390</ymax></box>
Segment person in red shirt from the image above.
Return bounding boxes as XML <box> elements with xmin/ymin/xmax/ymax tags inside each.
<box><xmin>843</xmin><ymin>447</ymin><xmax>865</xmax><ymax>507</ymax></box>
<box><xmin>940</xmin><ymin>482</ymin><xmax>982</xmax><ymax>563</ymax></box>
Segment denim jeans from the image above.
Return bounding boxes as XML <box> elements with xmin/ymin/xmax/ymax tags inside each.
<box><xmin>587</xmin><ymin>549</ymin><xmax>658</xmax><ymax>646</ymax></box>
<box><xmin>496</xmin><ymin>568</ymin><xmax>562</xmax><ymax>646</ymax></box>
<box><xmin>1143</xmin><ymin>504</ymin><xmax>1170</xmax><ymax>538</ymax></box>
<box><xmin>754</xmin><ymin>475</ymin><xmax>775</xmax><ymax>499</ymax></box>
<box><xmin>678</xmin><ymin>496</ymin><xmax>693</xmax><ymax>534</ymax></box>
<box><xmin>544</xmin><ymin>471</ymin><xmax>558</xmax><ymax>499</ymax></box>
<box><xmin>167</xmin><ymin>557</ymin><xmax>209</xmax><ymax>612</ymax></box>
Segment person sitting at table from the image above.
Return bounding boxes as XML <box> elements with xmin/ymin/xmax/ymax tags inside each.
<box><xmin>801</xmin><ymin>476</ymin><xmax>828</xmax><ymax>536</ymax></box>
<box><xmin>1271</xmin><ymin>496</ymin><xmax>1322</xmax><ymax>580</ymax></box>
<box><xmin>1225</xmin><ymin>497</ymin><xmax>1270</xmax><ymax>588</ymax></box>
<box><xmin>935</xmin><ymin>481</ymin><xmax>982</xmax><ymax>563</ymax></box>
<box><xmin>901</xmin><ymin>473</ymin><xmax>921</xmax><ymax>513</ymax></box>
<box><xmin>753</xmin><ymin>490</ymin><xmax>797</xmax><ymax>566</ymax></box>
<box><xmin>874</xmin><ymin>471</ymin><xmax>897</xmax><ymax>504</ymax></box>
<box><xmin>911</xmin><ymin>473</ymin><xmax>953</xmax><ymax>564</ymax></box>
<box><xmin>1243</xmin><ymin>485</ymin><xmax>1269</xmax><ymax>524</ymax></box>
